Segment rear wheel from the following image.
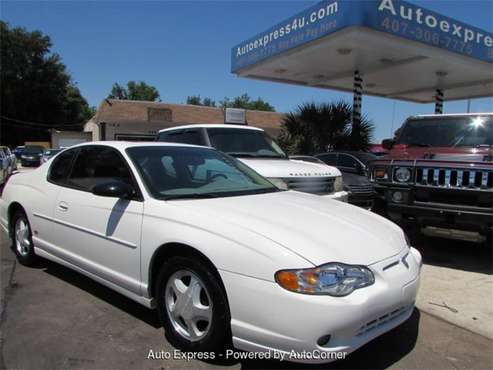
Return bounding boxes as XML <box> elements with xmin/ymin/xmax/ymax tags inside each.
<box><xmin>156</xmin><ymin>256</ymin><xmax>231</xmax><ymax>353</ymax></box>
<box><xmin>11</xmin><ymin>210</ymin><xmax>37</xmax><ymax>266</ymax></box>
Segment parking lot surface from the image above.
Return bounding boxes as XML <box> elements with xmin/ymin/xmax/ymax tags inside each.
<box><xmin>1</xmin><ymin>223</ymin><xmax>492</xmax><ymax>369</ymax></box>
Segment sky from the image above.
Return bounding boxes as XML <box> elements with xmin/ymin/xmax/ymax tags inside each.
<box><xmin>1</xmin><ymin>0</ymin><xmax>492</xmax><ymax>142</ymax></box>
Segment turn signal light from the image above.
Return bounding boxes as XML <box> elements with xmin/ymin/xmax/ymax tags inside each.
<box><xmin>276</xmin><ymin>271</ymin><xmax>299</xmax><ymax>291</ymax></box>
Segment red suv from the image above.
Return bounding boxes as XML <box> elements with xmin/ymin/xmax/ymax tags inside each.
<box><xmin>369</xmin><ymin>113</ymin><xmax>492</xmax><ymax>243</ymax></box>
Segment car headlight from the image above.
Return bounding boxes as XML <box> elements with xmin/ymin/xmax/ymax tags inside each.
<box><xmin>394</xmin><ymin>167</ymin><xmax>412</xmax><ymax>182</ymax></box>
<box><xmin>334</xmin><ymin>176</ymin><xmax>343</xmax><ymax>192</ymax></box>
<box><xmin>275</xmin><ymin>263</ymin><xmax>374</xmax><ymax>296</ymax></box>
<box><xmin>268</xmin><ymin>178</ymin><xmax>289</xmax><ymax>190</ymax></box>
<box><xmin>21</xmin><ymin>155</ymin><xmax>27</xmax><ymax>159</ymax></box>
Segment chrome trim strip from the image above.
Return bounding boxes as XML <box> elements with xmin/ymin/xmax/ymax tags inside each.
<box><xmin>33</xmin><ymin>213</ymin><xmax>137</xmax><ymax>249</ymax></box>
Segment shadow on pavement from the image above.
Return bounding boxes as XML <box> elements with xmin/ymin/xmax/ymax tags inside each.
<box><xmin>39</xmin><ymin>255</ymin><xmax>419</xmax><ymax>370</ymax></box>
<box><xmin>410</xmin><ymin>233</ymin><xmax>492</xmax><ymax>275</ymax></box>
<box><xmin>41</xmin><ymin>259</ymin><xmax>161</xmax><ymax>329</ymax></box>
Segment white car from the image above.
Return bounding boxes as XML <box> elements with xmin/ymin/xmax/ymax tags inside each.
<box><xmin>0</xmin><ymin>142</ymin><xmax>421</xmax><ymax>363</ymax></box>
<box><xmin>157</xmin><ymin>125</ymin><xmax>348</xmax><ymax>202</ymax></box>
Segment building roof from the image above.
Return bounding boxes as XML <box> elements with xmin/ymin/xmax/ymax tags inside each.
<box><xmin>231</xmin><ymin>0</ymin><xmax>493</xmax><ymax>103</ymax></box>
<box><xmin>91</xmin><ymin>99</ymin><xmax>285</xmax><ymax>136</ymax></box>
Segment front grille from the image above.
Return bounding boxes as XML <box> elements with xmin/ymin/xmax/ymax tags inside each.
<box><xmin>416</xmin><ymin>168</ymin><xmax>493</xmax><ymax>190</ymax></box>
<box><xmin>283</xmin><ymin>177</ymin><xmax>334</xmax><ymax>195</ymax></box>
<box><xmin>356</xmin><ymin>304</ymin><xmax>413</xmax><ymax>336</ymax></box>
<box><xmin>347</xmin><ymin>184</ymin><xmax>374</xmax><ymax>194</ymax></box>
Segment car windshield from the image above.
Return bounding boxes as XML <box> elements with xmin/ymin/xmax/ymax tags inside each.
<box><xmin>126</xmin><ymin>146</ymin><xmax>279</xmax><ymax>200</ymax></box>
<box><xmin>397</xmin><ymin>116</ymin><xmax>493</xmax><ymax>147</ymax></box>
<box><xmin>207</xmin><ymin>128</ymin><xmax>287</xmax><ymax>158</ymax></box>
<box><xmin>24</xmin><ymin>146</ymin><xmax>44</xmax><ymax>154</ymax></box>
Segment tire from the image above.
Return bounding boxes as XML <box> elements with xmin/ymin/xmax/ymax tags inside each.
<box><xmin>156</xmin><ymin>255</ymin><xmax>231</xmax><ymax>353</ymax></box>
<box><xmin>11</xmin><ymin>209</ymin><xmax>37</xmax><ymax>266</ymax></box>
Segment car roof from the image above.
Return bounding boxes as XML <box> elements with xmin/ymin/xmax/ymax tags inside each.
<box><xmin>62</xmin><ymin>141</ymin><xmax>210</xmax><ymax>151</ymax></box>
<box><xmin>158</xmin><ymin>124</ymin><xmax>264</xmax><ymax>133</ymax></box>
<box><xmin>411</xmin><ymin>112</ymin><xmax>493</xmax><ymax>119</ymax></box>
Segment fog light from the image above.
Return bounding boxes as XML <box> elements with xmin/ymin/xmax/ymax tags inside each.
<box><xmin>317</xmin><ymin>334</ymin><xmax>331</xmax><ymax>346</ymax></box>
<box><xmin>392</xmin><ymin>191</ymin><xmax>403</xmax><ymax>203</ymax></box>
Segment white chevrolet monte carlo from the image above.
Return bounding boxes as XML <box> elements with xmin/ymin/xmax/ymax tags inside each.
<box><xmin>157</xmin><ymin>124</ymin><xmax>349</xmax><ymax>202</ymax></box>
<box><xmin>0</xmin><ymin>142</ymin><xmax>421</xmax><ymax>363</ymax></box>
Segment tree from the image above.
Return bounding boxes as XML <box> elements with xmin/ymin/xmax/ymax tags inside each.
<box><xmin>277</xmin><ymin>101</ymin><xmax>374</xmax><ymax>154</ymax></box>
<box><xmin>0</xmin><ymin>21</ymin><xmax>92</xmax><ymax>146</ymax></box>
<box><xmin>220</xmin><ymin>94</ymin><xmax>275</xmax><ymax>112</ymax></box>
<box><xmin>186</xmin><ymin>95</ymin><xmax>216</xmax><ymax>107</ymax></box>
<box><xmin>108</xmin><ymin>81</ymin><xmax>160</xmax><ymax>102</ymax></box>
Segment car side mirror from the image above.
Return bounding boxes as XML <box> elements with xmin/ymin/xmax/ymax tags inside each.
<box><xmin>92</xmin><ymin>181</ymin><xmax>134</xmax><ymax>199</ymax></box>
<box><xmin>382</xmin><ymin>139</ymin><xmax>395</xmax><ymax>150</ymax></box>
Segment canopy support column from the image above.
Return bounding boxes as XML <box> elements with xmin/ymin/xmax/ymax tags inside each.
<box><xmin>352</xmin><ymin>70</ymin><xmax>363</xmax><ymax>129</ymax></box>
<box><xmin>435</xmin><ymin>89</ymin><xmax>444</xmax><ymax>114</ymax></box>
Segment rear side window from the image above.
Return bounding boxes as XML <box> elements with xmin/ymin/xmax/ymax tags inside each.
<box><xmin>67</xmin><ymin>146</ymin><xmax>134</xmax><ymax>192</ymax></box>
<box><xmin>157</xmin><ymin>129</ymin><xmax>202</xmax><ymax>145</ymax></box>
<box><xmin>338</xmin><ymin>154</ymin><xmax>359</xmax><ymax>169</ymax></box>
<box><xmin>48</xmin><ymin>149</ymin><xmax>76</xmax><ymax>184</ymax></box>
<box><xmin>317</xmin><ymin>153</ymin><xmax>337</xmax><ymax>166</ymax></box>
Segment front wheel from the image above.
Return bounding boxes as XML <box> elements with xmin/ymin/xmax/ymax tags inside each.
<box><xmin>156</xmin><ymin>256</ymin><xmax>231</xmax><ymax>353</ymax></box>
<box><xmin>11</xmin><ymin>210</ymin><xmax>37</xmax><ymax>266</ymax></box>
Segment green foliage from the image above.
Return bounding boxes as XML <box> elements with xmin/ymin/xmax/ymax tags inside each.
<box><xmin>108</xmin><ymin>81</ymin><xmax>160</xmax><ymax>102</ymax></box>
<box><xmin>186</xmin><ymin>95</ymin><xmax>216</xmax><ymax>107</ymax></box>
<box><xmin>278</xmin><ymin>101</ymin><xmax>374</xmax><ymax>154</ymax></box>
<box><xmin>0</xmin><ymin>21</ymin><xmax>92</xmax><ymax>145</ymax></box>
<box><xmin>220</xmin><ymin>94</ymin><xmax>275</xmax><ymax>112</ymax></box>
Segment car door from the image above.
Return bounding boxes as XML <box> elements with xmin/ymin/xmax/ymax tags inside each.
<box><xmin>51</xmin><ymin>145</ymin><xmax>144</xmax><ymax>295</ymax></box>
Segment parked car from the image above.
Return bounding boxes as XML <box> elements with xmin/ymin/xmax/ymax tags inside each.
<box><xmin>0</xmin><ymin>142</ymin><xmax>421</xmax><ymax>362</ymax></box>
<box><xmin>157</xmin><ymin>125</ymin><xmax>348</xmax><ymax>201</ymax></box>
<box><xmin>0</xmin><ymin>146</ymin><xmax>16</xmax><ymax>174</ymax></box>
<box><xmin>13</xmin><ymin>146</ymin><xmax>25</xmax><ymax>159</ymax></box>
<box><xmin>0</xmin><ymin>150</ymin><xmax>7</xmax><ymax>185</ymax></box>
<box><xmin>370</xmin><ymin>113</ymin><xmax>493</xmax><ymax>243</ymax></box>
<box><xmin>315</xmin><ymin>151</ymin><xmax>377</xmax><ymax>209</ymax></box>
<box><xmin>41</xmin><ymin>148</ymin><xmax>62</xmax><ymax>163</ymax></box>
<box><xmin>20</xmin><ymin>145</ymin><xmax>45</xmax><ymax>167</ymax></box>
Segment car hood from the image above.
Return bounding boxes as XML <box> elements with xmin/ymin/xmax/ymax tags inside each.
<box><xmin>237</xmin><ymin>158</ymin><xmax>341</xmax><ymax>178</ymax></box>
<box><xmin>175</xmin><ymin>191</ymin><xmax>405</xmax><ymax>266</ymax></box>
<box><xmin>386</xmin><ymin>145</ymin><xmax>493</xmax><ymax>162</ymax></box>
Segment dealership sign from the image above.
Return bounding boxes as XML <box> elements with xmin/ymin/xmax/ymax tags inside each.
<box><xmin>231</xmin><ymin>0</ymin><xmax>493</xmax><ymax>72</ymax></box>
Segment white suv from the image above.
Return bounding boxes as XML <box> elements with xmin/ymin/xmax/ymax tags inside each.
<box><xmin>157</xmin><ymin>124</ymin><xmax>348</xmax><ymax>201</ymax></box>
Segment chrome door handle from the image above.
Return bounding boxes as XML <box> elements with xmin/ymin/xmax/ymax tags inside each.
<box><xmin>58</xmin><ymin>202</ymin><xmax>69</xmax><ymax>211</ymax></box>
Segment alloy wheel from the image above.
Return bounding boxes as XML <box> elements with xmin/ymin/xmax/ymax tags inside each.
<box><xmin>15</xmin><ymin>218</ymin><xmax>31</xmax><ymax>257</ymax></box>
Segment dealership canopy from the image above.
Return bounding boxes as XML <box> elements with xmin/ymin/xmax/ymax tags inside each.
<box><xmin>231</xmin><ymin>0</ymin><xmax>493</xmax><ymax>118</ymax></box>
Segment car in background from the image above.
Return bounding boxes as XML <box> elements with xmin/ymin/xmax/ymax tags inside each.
<box><xmin>157</xmin><ymin>125</ymin><xmax>348</xmax><ymax>201</ymax></box>
<box><xmin>0</xmin><ymin>150</ymin><xmax>7</xmax><ymax>184</ymax></box>
<box><xmin>316</xmin><ymin>151</ymin><xmax>377</xmax><ymax>209</ymax></box>
<box><xmin>370</xmin><ymin>113</ymin><xmax>493</xmax><ymax>243</ymax></box>
<box><xmin>13</xmin><ymin>146</ymin><xmax>25</xmax><ymax>160</ymax></box>
<box><xmin>20</xmin><ymin>145</ymin><xmax>45</xmax><ymax>167</ymax></box>
<box><xmin>0</xmin><ymin>146</ymin><xmax>16</xmax><ymax>174</ymax></box>
<box><xmin>41</xmin><ymin>148</ymin><xmax>62</xmax><ymax>163</ymax></box>
<box><xmin>0</xmin><ymin>141</ymin><xmax>421</xmax><ymax>362</ymax></box>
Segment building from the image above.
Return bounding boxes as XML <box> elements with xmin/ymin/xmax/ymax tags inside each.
<box><xmin>84</xmin><ymin>99</ymin><xmax>286</xmax><ymax>141</ymax></box>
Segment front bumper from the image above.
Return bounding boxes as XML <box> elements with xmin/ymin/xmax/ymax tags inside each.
<box><xmin>323</xmin><ymin>190</ymin><xmax>348</xmax><ymax>202</ymax></box>
<box><xmin>20</xmin><ymin>158</ymin><xmax>41</xmax><ymax>167</ymax></box>
<box><xmin>221</xmin><ymin>247</ymin><xmax>421</xmax><ymax>364</ymax></box>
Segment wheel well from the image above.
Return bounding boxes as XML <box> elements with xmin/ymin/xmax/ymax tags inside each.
<box><xmin>7</xmin><ymin>202</ymin><xmax>24</xmax><ymax>235</ymax></box>
<box><xmin>148</xmin><ymin>243</ymin><xmax>223</xmax><ymax>299</ymax></box>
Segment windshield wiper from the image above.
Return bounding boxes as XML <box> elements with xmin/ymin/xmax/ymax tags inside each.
<box><xmin>406</xmin><ymin>142</ymin><xmax>431</xmax><ymax>147</ymax></box>
<box><xmin>163</xmin><ymin>193</ymin><xmax>219</xmax><ymax>200</ymax></box>
<box><xmin>226</xmin><ymin>152</ymin><xmax>258</xmax><ymax>157</ymax></box>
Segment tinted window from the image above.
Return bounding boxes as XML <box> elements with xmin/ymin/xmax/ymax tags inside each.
<box><xmin>48</xmin><ymin>149</ymin><xmax>76</xmax><ymax>184</ymax></box>
<box><xmin>317</xmin><ymin>153</ymin><xmax>337</xmax><ymax>166</ymax></box>
<box><xmin>157</xmin><ymin>129</ymin><xmax>202</xmax><ymax>145</ymax></box>
<box><xmin>338</xmin><ymin>154</ymin><xmax>359</xmax><ymax>169</ymax></box>
<box><xmin>206</xmin><ymin>128</ymin><xmax>286</xmax><ymax>158</ymax></box>
<box><xmin>127</xmin><ymin>146</ymin><xmax>277</xmax><ymax>200</ymax></box>
<box><xmin>67</xmin><ymin>147</ymin><xmax>134</xmax><ymax>192</ymax></box>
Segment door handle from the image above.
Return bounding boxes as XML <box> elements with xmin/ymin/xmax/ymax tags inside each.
<box><xmin>58</xmin><ymin>202</ymin><xmax>69</xmax><ymax>212</ymax></box>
